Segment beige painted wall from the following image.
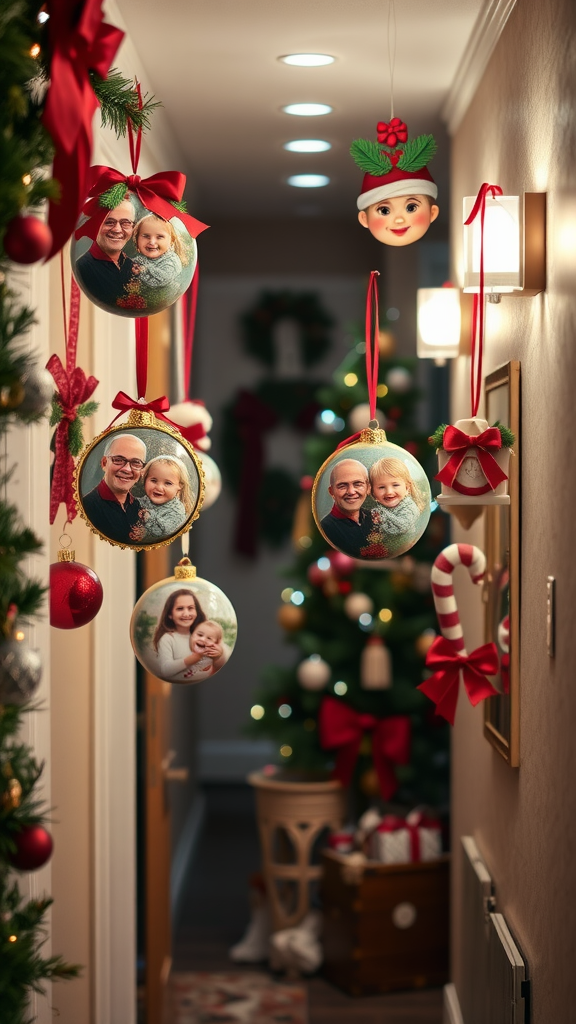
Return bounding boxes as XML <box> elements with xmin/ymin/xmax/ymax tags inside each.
<box><xmin>448</xmin><ymin>1</ymin><xmax>576</xmax><ymax>1020</ymax></box>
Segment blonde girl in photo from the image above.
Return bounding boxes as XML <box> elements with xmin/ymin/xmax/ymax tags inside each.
<box><xmin>365</xmin><ymin>456</ymin><xmax>426</xmax><ymax>544</ymax></box>
<box><xmin>129</xmin><ymin>455</ymin><xmax>193</xmax><ymax>542</ymax></box>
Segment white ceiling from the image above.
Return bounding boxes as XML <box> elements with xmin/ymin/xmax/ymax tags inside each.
<box><xmin>116</xmin><ymin>0</ymin><xmax>483</xmax><ymax>220</ymax></box>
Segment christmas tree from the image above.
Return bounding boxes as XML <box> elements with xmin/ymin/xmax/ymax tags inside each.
<box><xmin>248</xmin><ymin>324</ymin><xmax>450</xmax><ymax>812</ymax></box>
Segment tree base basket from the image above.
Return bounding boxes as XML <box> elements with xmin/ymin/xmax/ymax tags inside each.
<box><xmin>248</xmin><ymin>771</ymin><xmax>345</xmax><ymax>932</ymax></box>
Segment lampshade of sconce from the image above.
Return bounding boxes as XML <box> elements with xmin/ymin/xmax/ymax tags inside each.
<box><xmin>463</xmin><ymin>192</ymin><xmax>545</xmax><ymax>297</ymax></box>
<box><xmin>416</xmin><ymin>285</ymin><xmax>461</xmax><ymax>360</ymax></box>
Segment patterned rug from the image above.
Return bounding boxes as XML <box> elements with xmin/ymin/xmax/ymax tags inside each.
<box><xmin>170</xmin><ymin>972</ymin><xmax>307</xmax><ymax>1024</ymax></box>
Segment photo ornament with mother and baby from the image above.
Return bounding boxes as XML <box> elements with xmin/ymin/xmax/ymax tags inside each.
<box><xmin>73</xmin><ymin>411</ymin><xmax>205</xmax><ymax>551</ymax></box>
<box><xmin>312</xmin><ymin>427</ymin><xmax>431</xmax><ymax>561</ymax></box>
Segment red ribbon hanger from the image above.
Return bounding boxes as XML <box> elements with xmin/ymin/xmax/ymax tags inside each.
<box><xmin>47</xmin><ymin>256</ymin><xmax>99</xmax><ymax>523</ymax></box>
<box><xmin>464</xmin><ymin>183</ymin><xmax>503</xmax><ymax>418</ymax></box>
<box><xmin>43</xmin><ymin>0</ymin><xmax>125</xmax><ymax>258</ymax></box>
<box><xmin>318</xmin><ymin>695</ymin><xmax>410</xmax><ymax>799</ymax></box>
<box><xmin>418</xmin><ymin>634</ymin><xmax>499</xmax><ymax>725</ymax></box>
<box><xmin>337</xmin><ymin>270</ymin><xmax>380</xmax><ymax>450</ymax></box>
<box><xmin>435</xmin><ymin>424</ymin><xmax>507</xmax><ymax>491</ymax></box>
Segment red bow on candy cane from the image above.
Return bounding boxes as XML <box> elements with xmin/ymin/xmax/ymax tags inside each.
<box><xmin>47</xmin><ymin>355</ymin><xmax>98</xmax><ymax>523</ymax></box>
<box><xmin>318</xmin><ymin>696</ymin><xmax>410</xmax><ymax>799</ymax></box>
<box><xmin>76</xmin><ymin>166</ymin><xmax>209</xmax><ymax>243</ymax></box>
<box><xmin>43</xmin><ymin>0</ymin><xmax>125</xmax><ymax>258</ymax></box>
<box><xmin>435</xmin><ymin>424</ymin><xmax>508</xmax><ymax>491</ymax></box>
<box><xmin>418</xmin><ymin>635</ymin><xmax>499</xmax><ymax>725</ymax></box>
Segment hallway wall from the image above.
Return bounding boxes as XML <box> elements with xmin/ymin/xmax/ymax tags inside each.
<box><xmin>448</xmin><ymin>0</ymin><xmax>576</xmax><ymax>1020</ymax></box>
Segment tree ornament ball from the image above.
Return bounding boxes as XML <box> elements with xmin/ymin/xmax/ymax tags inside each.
<box><xmin>50</xmin><ymin>554</ymin><xmax>104</xmax><ymax>629</ymax></box>
<box><xmin>3</xmin><ymin>215</ymin><xmax>53</xmax><ymax>264</ymax></box>
<box><xmin>347</xmin><ymin>404</ymin><xmax>384</xmax><ymax>434</ymax></box>
<box><xmin>329</xmin><ymin>551</ymin><xmax>356</xmax><ymax>577</ymax></box>
<box><xmin>378</xmin><ymin>329</ymin><xmax>396</xmax><ymax>357</ymax></box>
<box><xmin>307</xmin><ymin>561</ymin><xmax>331</xmax><ymax>587</ymax></box>
<box><xmin>0</xmin><ymin>638</ymin><xmax>42</xmax><ymax>705</ymax></box>
<box><xmin>297</xmin><ymin>655</ymin><xmax>331</xmax><ymax>691</ymax></box>
<box><xmin>277</xmin><ymin>603</ymin><xmax>306</xmax><ymax>631</ymax></box>
<box><xmin>197</xmin><ymin>451</ymin><xmax>221</xmax><ymax>510</ymax></box>
<box><xmin>359</xmin><ymin>767</ymin><xmax>381</xmax><ymax>797</ymax></box>
<box><xmin>415</xmin><ymin>629</ymin><xmax>437</xmax><ymax>658</ymax></box>
<box><xmin>2</xmin><ymin>777</ymin><xmax>22</xmax><ymax>811</ymax></box>
<box><xmin>8</xmin><ymin>824</ymin><xmax>53</xmax><ymax>871</ymax></box>
<box><xmin>344</xmin><ymin>591</ymin><xmax>374</xmax><ymax>620</ymax></box>
<box><xmin>18</xmin><ymin>365</ymin><xmax>55</xmax><ymax>417</ymax></box>
<box><xmin>385</xmin><ymin>367</ymin><xmax>413</xmax><ymax>394</ymax></box>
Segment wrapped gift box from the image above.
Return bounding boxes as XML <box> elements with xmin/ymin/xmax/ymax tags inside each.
<box><xmin>367</xmin><ymin>812</ymin><xmax>442</xmax><ymax>864</ymax></box>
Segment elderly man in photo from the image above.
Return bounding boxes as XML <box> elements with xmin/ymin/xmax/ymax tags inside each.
<box><xmin>320</xmin><ymin>458</ymin><xmax>372</xmax><ymax>557</ymax></box>
<box><xmin>75</xmin><ymin>197</ymin><xmax>136</xmax><ymax>307</ymax></box>
<box><xmin>82</xmin><ymin>434</ymin><xmax>146</xmax><ymax>545</ymax></box>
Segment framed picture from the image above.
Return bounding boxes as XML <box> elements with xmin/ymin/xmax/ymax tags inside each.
<box><xmin>131</xmin><ymin>574</ymin><xmax>237</xmax><ymax>684</ymax></box>
<box><xmin>483</xmin><ymin>361</ymin><xmax>520</xmax><ymax>765</ymax></box>
<box><xmin>312</xmin><ymin>432</ymin><xmax>431</xmax><ymax>560</ymax></box>
<box><xmin>71</xmin><ymin>188</ymin><xmax>197</xmax><ymax>317</ymax></box>
<box><xmin>74</xmin><ymin>413</ymin><xmax>204</xmax><ymax>551</ymax></box>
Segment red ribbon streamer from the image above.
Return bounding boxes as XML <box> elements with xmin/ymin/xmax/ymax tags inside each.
<box><xmin>318</xmin><ymin>696</ymin><xmax>410</xmax><ymax>799</ymax></box>
<box><xmin>464</xmin><ymin>184</ymin><xmax>503</xmax><ymax>417</ymax></box>
<box><xmin>47</xmin><ymin>271</ymin><xmax>99</xmax><ymax>523</ymax></box>
<box><xmin>75</xmin><ymin>165</ymin><xmax>209</xmax><ymax>244</ymax></box>
<box><xmin>135</xmin><ymin>318</ymin><xmax>149</xmax><ymax>400</ymax></box>
<box><xmin>418</xmin><ymin>635</ymin><xmax>499</xmax><ymax>725</ymax></box>
<box><xmin>43</xmin><ymin>0</ymin><xmax>125</xmax><ymax>258</ymax></box>
<box><xmin>337</xmin><ymin>270</ymin><xmax>381</xmax><ymax>450</ymax></box>
<box><xmin>127</xmin><ymin>82</ymin><xmax>143</xmax><ymax>175</ymax></box>
<box><xmin>182</xmin><ymin>266</ymin><xmax>200</xmax><ymax>398</ymax></box>
<box><xmin>378</xmin><ymin>811</ymin><xmax>440</xmax><ymax>862</ymax></box>
<box><xmin>435</xmin><ymin>424</ymin><xmax>507</xmax><ymax>491</ymax></box>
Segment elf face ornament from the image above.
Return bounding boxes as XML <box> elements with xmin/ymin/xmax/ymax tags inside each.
<box><xmin>351</xmin><ymin>119</ymin><xmax>439</xmax><ymax>247</ymax></box>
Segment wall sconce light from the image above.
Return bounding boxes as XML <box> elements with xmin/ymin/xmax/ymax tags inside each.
<box><xmin>463</xmin><ymin>192</ymin><xmax>546</xmax><ymax>299</ymax></box>
<box><xmin>417</xmin><ymin>284</ymin><xmax>462</xmax><ymax>363</ymax></box>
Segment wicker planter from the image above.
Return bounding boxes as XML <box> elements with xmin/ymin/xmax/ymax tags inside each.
<box><xmin>249</xmin><ymin>771</ymin><xmax>345</xmax><ymax>931</ymax></box>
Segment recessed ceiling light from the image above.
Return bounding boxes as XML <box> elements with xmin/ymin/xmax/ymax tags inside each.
<box><xmin>284</xmin><ymin>139</ymin><xmax>332</xmax><ymax>153</ymax></box>
<box><xmin>279</xmin><ymin>54</ymin><xmax>335</xmax><ymax>67</ymax></box>
<box><xmin>287</xmin><ymin>174</ymin><xmax>330</xmax><ymax>188</ymax></box>
<box><xmin>283</xmin><ymin>103</ymin><xmax>332</xmax><ymax>117</ymax></box>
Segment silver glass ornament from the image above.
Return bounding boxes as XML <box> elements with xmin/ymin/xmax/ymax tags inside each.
<box><xmin>0</xmin><ymin>639</ymin><xmax>42</xmax><ymax>705</ymax></box>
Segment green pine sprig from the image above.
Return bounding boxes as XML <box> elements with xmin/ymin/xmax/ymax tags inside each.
<box><xmin>350</xmin><ymin>139</ymin><xmax>392</xmax><ymax>176</ymax></box>
<box><xmin>90</xmin><ymin>69</ymin><xmax>161</xmax><ymax>139</ymax></box>
<box><xmin>50</xmin><ymin>398</ymin><xmax>98</xmax><ymax>457</ymax></box>
<box><xmin>171</xmin><ymin>198</ymin><xmax>188</xmax><ymax>214</ymax></box>
<box><xmin>397</xmin><ymin>134</ymin><xmax>437</xmax><ymax>172</ymax></box>
<box><xmin>98</xmin><ymin>182</ymin><xmax>129</xmax><ymax>210</ymax></box>
<box><xmin>428</xmin><ymin>424</ymin><xmax>448</xmax><ymax>448</ymax></box>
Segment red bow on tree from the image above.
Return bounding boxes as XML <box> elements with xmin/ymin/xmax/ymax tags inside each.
<box><xmin>43</xmin><ymin>0</ymin><xmax>125</xmax><ymax>258</ymax></box>
<box><xmin>318</xmin><ymin>696</ymin><xmax>411</xmax><ymax>799</ymax></box>
<box><xmin>76</xmin><ymin>166</ymin><xmax>209</xmax><ymax>243</ymax></box>
<box><xmin>47</xmin><ymin>354</ymin><xmax>99</xmax><ymax>523</ymax></box>
<box><xmin>435</xmin><ymin>424</ymin><xmax>508</xmax><ymax>492</ymax></box>
<box><xmin>376</xmin><ymin>117</ymin><xmax>408</xmax><ymax>148</ymax></box>
<box><xmin>418</xmin><ymin>635</ymin><xmax>499</xmax><ymax>725</ymax></box>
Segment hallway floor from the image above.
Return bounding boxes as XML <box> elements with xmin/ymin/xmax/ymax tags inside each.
<box><xmin>172</xmin><ymin>785</ymin><xmax>443</xmax><ymax>1023</ymax></box>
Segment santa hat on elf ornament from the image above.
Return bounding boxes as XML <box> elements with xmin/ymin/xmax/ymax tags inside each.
<box><xmin>351</xmin><ymin>119</ymin><xmax>439</xmax><ymax>246</ymax></box>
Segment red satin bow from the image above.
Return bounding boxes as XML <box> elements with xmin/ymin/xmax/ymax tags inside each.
<box><xmin>318</xmin><ymin>696</ymin><xmax>410</xmax><ymax>799</ymax></box>
<box><xmin>76</xmin><ymin>166</ymin><xmax>209</xmax><ymax>243</ymax></box>
<box><xmin>418</xmin><ymin>635</ymin><xmax>499</xmax><ymax>725</ymax></box>
<box><xmin>43</xmin><ymin>0</ymin><xmax>125</xmax><ymax>258</ymax></box>
<box><xmin>435</xmin><ymin>424</ymin><xmax>507</xmax><ymax>491</ymax></box>
<box><xmin>47</xmin><ymin>354</ymin><xmax>99</xmax><ymax>523</ymax></box>
<box><xmin>110</xmin><ymin>391</ymin><xmax>184</xmax><ymax>432</ymax></box>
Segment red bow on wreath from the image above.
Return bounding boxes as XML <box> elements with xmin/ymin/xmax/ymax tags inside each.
<box><xmin>76</xmin><ymin>166</ymin><xmax>209</xmax><ymax>243</ymax></box>
<box><xmin>435</xmin><ymin>424</ymin><xmax>508</xmax><ymax>491</ymax></box>
<box><xmin>43</xmin><ymin>0</ymin><xmax>125</xmax><ymax>258</ymax></box>
<box><xmin>47</xmin><ymin>354</ymin><xmax>99</xmax><ymax>523</ymax></box>
<box><xmin>318</xmin><ymin>696</ymin><xmax>411</xmax><ymax>799</ymax></box>
<box><xmin>418</xmin><ymin>635</ymin><xmax>499</xmax><ymax>725</ymax></box>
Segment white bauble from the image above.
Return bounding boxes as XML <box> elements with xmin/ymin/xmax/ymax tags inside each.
<box><xmin>197</xmin><ymin>451</ymin><xmax>221</xmax><ymax>510</ymax></box>
<box><xmin>385</xmin><ymin>367</ymin><xmax>413</xmax><ymax>394</ymax></box>
<box><xmin>347</xmin><ymin>404</ymin><xmax>385</xmax><ymax>433</ymax></box>
<box><xmin>343</xmin><ymin>592</ymin><xmax>374</xmax><ymax>620</ymax></box>
<box><xmin>297</xmin><ymin>654</ymin><xmax>331</xmax><ymax>691</ymax></box>
<box><xmin>170</xmin><ymin>400</ymin><xmax>213</xmax><ymax>450</ymax></box>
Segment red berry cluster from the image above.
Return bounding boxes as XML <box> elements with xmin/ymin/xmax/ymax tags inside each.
<box><xmin>376</xmin><ymin>117</ymin><xmax>408</xmax><ymax>148</ymax></box>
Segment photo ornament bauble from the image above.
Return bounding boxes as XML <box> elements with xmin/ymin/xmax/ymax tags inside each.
<box><xmin>74</xmin><ymin>408</ymin><xmax>205</xmax><ymax>551</ymax></box>
<box><xmin>71</xmin><ymin>179</ymin><xmax>199</xmax><ymax>318</ymax></box>
<box><xmin>312</xmin><ymin>426</ymin><xmax>431</xmax><ymax>561</ymax></box>
<box><xmin>130</xmin><ymin>559</ymin><xmax>237</xmax><ymax>685</ymax></box>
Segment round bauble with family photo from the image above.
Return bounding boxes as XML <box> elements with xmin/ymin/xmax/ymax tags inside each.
<box><xmin>130</xmin><ymin>559</ymin><xmax>237</xmax><ymax>685</ymax></box>
<box><xmin>312</xmin><ymin>427</ymin><xmax>431</xmax><ymax>561</ymax></box>
<box><xmin>71</xmin><ymin>187</ymin><xmax>197</xmax><ymax>317</ymax></box>
<box><xmin>74</xmin><ymin>409</ymin><xmax>204</xmax><ymax>551</ymax></box>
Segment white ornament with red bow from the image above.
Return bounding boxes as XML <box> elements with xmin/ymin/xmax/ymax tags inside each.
<box><xmin>434</xmin><ymin>417</ymin><xmax>512</xmax><ymax>507</ymax></box>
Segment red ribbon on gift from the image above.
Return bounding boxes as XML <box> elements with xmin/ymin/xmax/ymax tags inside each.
<box><xmin>435</xmin><ymin>424</ymin><xmax>508</xmax><ymax>491</ymax></box>
<box><xmin>75</xmin><ymin>165</ymin><xmax>209</xmax><ymax>244</ymax></box>
<box><xmin>378</xmin><ymin>811</ymin><xmax>440</xmax><ymax>862</ymax></box>
<box><xmin>318</xmin><ymin>696</ymin><xmax>410</xmax><ymax>799</ymax></box>
<box><xmin>418</xmin><ymin>635</ymin><xmax>499</xmax><ymax>725</ymax></box>
<box><xmin>43</xmin><ymin>0</ymin><xmax>125</xmax><ymax>258</ymax></box>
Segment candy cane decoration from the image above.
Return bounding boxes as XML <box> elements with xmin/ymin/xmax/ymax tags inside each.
<box><xmin>430</xmin><ymin>543</ymin><xmax>486</xmax><ymax>653</ymax></box>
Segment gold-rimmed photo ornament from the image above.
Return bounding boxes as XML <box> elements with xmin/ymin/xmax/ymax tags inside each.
<box><xmin>73</xmin><ymin>408</ymin><xmax>205</xmax><ymax>551</ymax></box>
<box><xmin>130</xmin><ymin>559</ymin><xmax>237</xmax><ymax>685</ymax></box>
<box><xmin>312</xmin><ymin>427</ymin><xmax>432</xmax><ymax>561</ymax></box>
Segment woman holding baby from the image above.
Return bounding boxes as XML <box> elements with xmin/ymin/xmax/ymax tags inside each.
<box><xmin>153</xmin><ymin>589</ymin><xmax>231</xmax><ymax>683</ymax></box>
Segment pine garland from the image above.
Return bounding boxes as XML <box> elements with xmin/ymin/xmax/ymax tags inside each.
<box><xmin>90</xmin><ymin>68</ymin><xmax>161</xmax><ymax>138</ymax></box>
<box><xmin>429</xmin><ymin>422</ymin><xmax>515</xmax><ymax>449</ymax></box>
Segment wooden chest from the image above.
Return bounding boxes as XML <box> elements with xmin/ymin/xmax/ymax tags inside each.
<box><xmin>321</xmin><ymin>849</ymin><xmax>450</xmax><ymax>996</ymax></box>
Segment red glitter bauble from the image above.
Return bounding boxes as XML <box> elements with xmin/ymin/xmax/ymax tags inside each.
<box><xmin>3</xmin><ymin>215</ymin><xmax>52</xmax><ymax>264</ymax></box>
<box><xmin>50</xmin><ymin>559</ymin><xmax>104</xmax><ymax>629</ymax></box>
<box><xmin>307</xmin><ymin>562</ymin><xmax>330</xmax><ymax>587</ymax></box>
<box><xmin>328</xmin><ymin>551</ymin><xmax>356</xmax><ymax>576</ymax></box>
<box><xmin>9</xmin><ymin>824</ymin><xmax>53</xmax><ymax>871</ymax></box>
